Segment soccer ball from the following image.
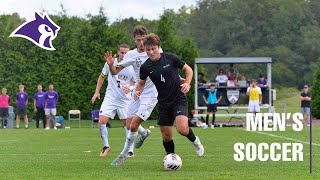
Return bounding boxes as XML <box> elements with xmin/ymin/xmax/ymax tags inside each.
<box><xmin>163</xmin><ymin>153</ymin><xmax>182</xmax><ymax>171</ymax></box>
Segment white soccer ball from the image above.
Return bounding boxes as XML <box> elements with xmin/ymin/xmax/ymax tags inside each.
<box><xmin>163</xmin><ymin>153</ymin><xmax>182</xmax><ymax>171</ymax></box>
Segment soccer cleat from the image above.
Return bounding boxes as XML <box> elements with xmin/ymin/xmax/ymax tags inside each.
<box><xmin>54</xmin><ymin>127</ymin><xmax>57</xmax><ymax>130</ymax></box>
<box><xmin>45</xmin><ymin>127</ymin><xmax>50</xmax><ymax>130</ymax></box>
<box><xmin>16</xmin><ymin>125</ymin><xmax>19</xmax><ymax>129</ymax></box>
<box><xmin>193</xmin><ymin>136</ymin><xmax>204</xmax><ymax>156</ymax></box>
<box><xmin>100</xmin><ymin>146</ymin><xmax>111</xmax><ymax>157</ymax></box>
<box><xmin>127</xmin><ymin>152</ymin><xmax>134</xmax><ymax>158</ymax></box>
<box><xmin>111</xmin><ymin>155</ymin><xmax>126</xmax><ymax>166</ymax></box>
<box><xmin>134</xmin><ymin>129</ymin><xmax>151</xmax><ymax>148</ymax></box>
<box><xmin>3</xmin><ymin>126</ymin><xmax>6</xmax><ymax>129</ymax></box>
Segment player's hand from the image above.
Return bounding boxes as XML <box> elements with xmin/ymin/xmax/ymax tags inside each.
<box><xmin>104</xmin><ymin>51</ymin><xmax>116</xmax><ymax>66</ymax></box>
<box><xmin>205</xmin><ymin>101</ymin><xmax>209</xmax><ymax>105</ymax></box>
<box><xmin>122</xmin><ymin>86</ymin><xmax>131</xmax><ymax>94</ymax></box>
<box><xmin>134</xmin><ymin>91</ymin><xmax>141</xmax><ymax>100</ymax></box>
<box><xmin>91</xmin><ymin>93</ymin><xmax>100</xmax><ymax>103</ymax></box>
<box><xmin>180</xmin><ymin>83</ymin><xmax>191</xmax><ymax>93</ymax></box>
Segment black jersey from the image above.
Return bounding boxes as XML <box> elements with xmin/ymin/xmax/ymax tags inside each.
<box><xmin>140</xmin><ymin>52</ymin><xmax>186</xmax><ymax>104</ymax></box>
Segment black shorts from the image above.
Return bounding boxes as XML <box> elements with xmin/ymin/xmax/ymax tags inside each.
<box><xmin>157</xmin><ymin>98</ymin><xmax>188</xmax><ymax>126</ymax></box>
<box><xmin>17</xmin><ymin>107</ymin><xmax>27</xmax><ymax>116</ymax></box>
<box><xmin>206</xmin><ymin>104</ymin><xmax>217</xmax><ymax>112</ymax></box>
<box><xmin>0</xmin><ymin>108</ymin><xmax>8</xmax><ymax>117</ymax></box>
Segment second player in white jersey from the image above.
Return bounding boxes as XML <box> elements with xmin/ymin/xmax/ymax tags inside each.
<box><xmin>101</xmin><ymin>60</ymin><xmax>135</xmax><ymax>110</ymax></box>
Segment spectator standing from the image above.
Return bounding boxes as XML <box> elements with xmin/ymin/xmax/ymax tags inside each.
<box><xmin>257</xmin><ymin>74</ymin><xmax>269</xmax><ymax>87</ymax></box>
<box><xmin>16</xmin><ymin>85</ymin><xmax>28</xmax><ymax>129</ymax></box>
<box><xmin>45</xmin><ymin>84</ymin><xmax>59</xmax><ymax>130</ymax></box>
<box><xmin>0</xmin><ymin>88</ymin><xmax>9</xmax><ymax>128</ymax></box>
<box><xmin>300</xmin><ymin>85</ymin><xmax>311</xmax><ymax>125</ymax></box>
<box><xmin>34</xmin><ymin>84</ymin><xmax>46</xmax><ymax>128</ymax></box>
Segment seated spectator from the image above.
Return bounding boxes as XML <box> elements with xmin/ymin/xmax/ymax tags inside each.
<box><xmin>257</xmin><ymin>74</ymin><xmax>269</xmax><ymax>87</ymax></box>
<box><xmin>226</xmin><ymin>63</ymin><xmax>239</xmax><ymax>80</ymax></box>
<box><xmin>215</xmin><ymin>69</ymin><xmax>228</xmax><ymax>85</ymax></box>
<box><xmin>238</xmin><ymin>74</ymin><xmax>250</xmax><ymax>86</ymax></box>
<box><xmin>198</xmin><ymin>72</ymin><xmax>207</xmax><ymax>86</ymax></box>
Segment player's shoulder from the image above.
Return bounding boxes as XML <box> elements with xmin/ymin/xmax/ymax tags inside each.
<box><xmin>125</xmin><ymin>48</ymin><xmax>139</xmax><ymax>57</ymax></box>
<box><xmin>163</xmin><ymin>52</ymin><xmax>178</xmax><ymax>59</ymax></box>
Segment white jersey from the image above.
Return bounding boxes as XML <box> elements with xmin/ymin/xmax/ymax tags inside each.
<box><xmin>117</xmin><ymin>48</ymin><xmax>159</xmax><ymax>98</ymax></box>
<box><xmin>102</xmin><ymin>59</ymin><xmax>135</xmax><ymax>106</ymax></box>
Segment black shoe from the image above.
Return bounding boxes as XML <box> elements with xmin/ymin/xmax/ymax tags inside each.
<box><xmin>127</xmin><ymin>152</ymin><xmax>135</xmax><ymax>157</ymax></box>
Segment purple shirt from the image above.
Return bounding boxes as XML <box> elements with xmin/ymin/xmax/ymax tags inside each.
<box><xmin>16</xmin><ymin>92</ymin><xmax>28</xmax><ymax>108</ymax></box>
<box><xmin>34</xmin><ymin>92</ymin><xmax>46</xmax><ymax>108</ymax></box>
<box><xmin>257</xmin><ymin>79</ymin><xmax>268</xmax><ymax>86</ymax></box>
<box><xmin>45</xmin><ymin>91</ymin><xmax>59</xmax><ymax>109</ymax></box>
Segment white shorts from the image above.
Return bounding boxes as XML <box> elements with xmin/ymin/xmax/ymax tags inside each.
<box><xmin>248</xmin><ymin>101</ymin><xmax>260</xmax><ymax>113</ymax></box>
<box><xmin>45</xmin><ymin>108</ymin><xmax>57</xmax><ymax>116</ymax></box>
<box><xmin>127</xmin><ymin>97</ymin><xmax>158</xmax><ymax>121</ymax></box>
<box><xmin>99</xmin><ymin>102</ymin><xmax>128</xmax><ymax>120</ymax></box>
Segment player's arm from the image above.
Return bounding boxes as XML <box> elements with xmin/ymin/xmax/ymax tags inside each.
<box><xmin>181</xmin><ymin>64</ymin><xmax>193</xmax><ymax>93</ymax></box>
<box><xmin>134</xmin><ymin>79</ymin><xmax>146</xmax><ymax>100</ymax></box>
<box><xmin>217</xmin><ymin>93</ymin><xmax>223</xmax><ymax>104</ymax></box>
<box><xmin>34</xmin><ymin>97</ymin><xmax>37</xmax><ymax>112</ymax></box>
<box><xmin>26</xmin><ymin>95</ymin><xmax>28</xmax><ymax>105</ymax></box>
<box><xmin>202</xmin><ymin>95</ymin><xmax>208</xmax><ymax>104</ymax></box>
<box><xmin>92</xmin><ymin>73</ymin><xmax>105</xmax><ymax>103</ymax></box>
<box><xmin>259</xmin><ymin>88</ymin><xmax>262</xmax><ymax>104</ymax></box>
<box><xmin>104</xmin><ymin>51</ymin><xmax>124</xmax><ymax>75</ymax></box>
<box><xmin>300</xmin><ymin>95</ymin><xmax>306</xmax><ymax>101</ymax></box>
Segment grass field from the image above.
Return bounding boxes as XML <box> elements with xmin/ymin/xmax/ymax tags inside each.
<box><xmin>0</xmin><ymin>120</ymin><xmax>319</xmax><ymax>179</ymax></box>
<box><xmin>1</xmin><ymin>88</ymin><xmax>318</xmax><ymax>179</ymax></box>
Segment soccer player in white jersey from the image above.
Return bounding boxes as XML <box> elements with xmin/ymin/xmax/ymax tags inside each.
<box><xmin>92</xmin><ymin>44</ymin><xmax>136</xmax><ymax>157</ymax></box>
<box><xmin>105</xmin><ymin>26</ymin><xmax>159</xmax><ymax>165</ymax></box>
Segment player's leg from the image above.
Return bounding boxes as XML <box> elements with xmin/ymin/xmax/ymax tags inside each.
<box><xmin>16</xmin><ymin>108</ymin><xmax>21</xmax><ymax>128</ymax></box>
<box><xmin>45</xmin><ymin>109</ymin><xmax>50</xmax><ymax>129</ymax></box>
<box><xmin>118</xmin><ymin>107</ymin><xmax>134</xmax><ymax>157</ymax></box>
<box><xmin>52</xmin><ymin>109</ymin><xmax>57</xmax><ymax>129</ymax></box>
<box><xmin>99</xmin><ymin>115</ymin><xmax>111</xmax><ymax>157</ymax></box>
<box><xmin>35</xmin><ymin>108</ymin><xmax>40</xmax><ymax>128</ymax></box>
<box><xmin>160</xmin><ymin>126</ymin><xmax>174</xmax><ymax>154</ymax></box>
<box><xmin>174</xmin><ymin>98</ymin><xmax>204</xmax><ymax>156</ymax></box>
<box><xmin>205</xmin><ymin>105</ymin><xmax>210</xmax><ymax>125</ymax></box>
<box><xmin>212</xmin><ymin>104</ymin><xmax>217</xmax><ymax>127</ymax></box>
<box><xmin>176</xmin><ymin>115</ymin><xmax>204</xmax><ymax>156</ymax></box>
<box><xmin>134</xmin><ymin>98</ymin><xmax>158</xmax><ymax>148</ymax></box>
<box><xmin>305</xmin><ymin>107</ymin><xmax>310</xmax><ymax>125</ymax></box>
<box><xmin>23</xmin><ymin>107</ymin><xmax>28</xmax><ymax>129</ymax></box>
<box><xmin>41</xmin><ymin>108</ymin><xmax>46</xmax><ymax>128</ymax></box>
<box><xmin>111</xmin><ymin>115</ymin><xmax>143</xmax><ymax>165</ymax></box>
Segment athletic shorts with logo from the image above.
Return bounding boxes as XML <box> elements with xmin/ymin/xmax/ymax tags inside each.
<box><xmin>158</xmin><ymin>97</ymin><xmax>188</xmax><ymax>126</ymax></box>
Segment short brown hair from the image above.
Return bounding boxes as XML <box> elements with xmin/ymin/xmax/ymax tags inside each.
<box><xmin>210</xmin><ymin>83</ymin><xmax>215</xmax><ymax>87</ymax></box>
<box><xmin>251</xmin><ymin>79</ymin><xmax>256</xmax><ymax>83</ymax></box>
<box><xmin>118</xmin><ymin>43</ymin><xmax>130</xmax><ymax>49</ymax></box>
<box><xmin>133</xmin><ymin>25</ymin><xmax>148</xmax><ymax>37</ymax></box>
<box><xmin>143</xmin><ymin>33</ymin><xmax>161</xmax><ymax>47</ymax></box>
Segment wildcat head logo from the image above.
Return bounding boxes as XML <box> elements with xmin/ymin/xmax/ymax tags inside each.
<box><xmin>9</xmin><ymin>12</ymin><xmax>60</xmax><ymax>51</ymax></box>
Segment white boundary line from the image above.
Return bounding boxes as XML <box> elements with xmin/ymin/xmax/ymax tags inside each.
<box><xmin>242</xmin><ymin>129</ymin><xmax>320</xmax><ymax>147</ymax></box>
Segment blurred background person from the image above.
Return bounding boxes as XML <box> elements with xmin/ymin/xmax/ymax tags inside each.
<box><xmin>0</xmin><ymin>88</ymin><xmax>10</xmax><ymax>128</ymax></box>
<box><xmin>226</xmin><ymin>63</ymin><xmax>239</xmax><ymax>85</ymax></box>
<box><xmin>257</xmin><ymin>74</ymin><xmax>269</xmax><ymax>87</ymax></box>
<box><xmin>45</xmin><ymin>84</ymin><xmax>59</xmax><ymax>130</ymax></box>
<box><xmin>16</xmin><ymin>85</ymin><xmax>28</xmax><ymax>129</ymax></box>
<box><xmin>34</xmin><ymin>84</ymin><xmax>46</xmax><ymax>128</ymax></box>
<box><xmin>300</xmin><ymin>85</ymin><xmax>311</xmax><ymax>125</ymax></box>
<box><xmin>215</xmin><ymin>69</ymin><xmax>228</xmax><ymax>85</ymax></box>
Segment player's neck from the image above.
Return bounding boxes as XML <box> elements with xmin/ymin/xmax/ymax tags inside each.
<box><xmin>137</xmin><ymin>48</ymin><xmax>145</xmax><ymax>53</ymax></box>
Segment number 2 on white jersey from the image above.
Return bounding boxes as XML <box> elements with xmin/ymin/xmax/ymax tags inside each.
<box><xmin>160</xmin><ymin>74</ymin><xmax>165</xmax><ymax>83</ymax></box>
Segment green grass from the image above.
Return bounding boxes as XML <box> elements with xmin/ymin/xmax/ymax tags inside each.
<box><xmin>0</xmin><ymin>122</ymin><xmax>319</xmax><ymax>179</ymax></box>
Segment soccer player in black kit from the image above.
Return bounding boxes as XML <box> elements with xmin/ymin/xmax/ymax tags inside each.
<box><xmin>134</xmin><ymin>33</ymin><xmax>204</xmax><ymax>156</ymax></box>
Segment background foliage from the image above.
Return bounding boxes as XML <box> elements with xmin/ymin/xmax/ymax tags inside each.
<box><xmin>1</xmin><ymin>0</ymin><xmax>320</xmax><ymax>118</ymax></box>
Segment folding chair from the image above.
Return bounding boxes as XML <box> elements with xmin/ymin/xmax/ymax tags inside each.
<box><xmin>91</xmin><ymin>110</ymin><xmax>99</xmax><ymax>128</ymax></box>
<box><xmin>68</xmin><ymin>110</ymin><xmax>81</xmax><ymax>128</ymax></box>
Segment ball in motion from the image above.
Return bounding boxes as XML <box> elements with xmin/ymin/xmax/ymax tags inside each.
<box><xmin>163</xmin><ymin>153</ymin><xmax>182</xmax><ymax>171</ymax></box>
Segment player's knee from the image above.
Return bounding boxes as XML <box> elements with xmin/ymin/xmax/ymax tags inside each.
<box><xmin>162</xmin><ymin>132</ymin><xmax>172</xmax><ymax>141</ymax></box>
<box><xmin>98</xmin><ymin>116</ymin><xmax>108</xmax><ymax>124</ymax></box>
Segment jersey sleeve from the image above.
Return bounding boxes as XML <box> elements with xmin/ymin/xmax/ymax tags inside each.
<box><xmin>139</xmin><ymin>64</ymin><xmax>149</xmax><ymax>80</ymax></box>
<box><xmin>247</xmin><ymin>87</ymin><xmax>250</xmax><ymax>93</ymax></box>
<box><xmin>117</xmin><ymin>52</ymin><xmax>135</xmax><ymax>68</ymax></box>
<box><xmin>171</xmin><ymin>53</ymin><xmax>185</xmax><ymax>69</ymax></box>
<box><xmin>101</xmin><ymin>63</ymin><xmax>109</xmax><ymax>75</ymax></box>
<box><xmin>258</xmin><ymin>87</ymin><xmax>262</xmax><ymax>94</ymax></box>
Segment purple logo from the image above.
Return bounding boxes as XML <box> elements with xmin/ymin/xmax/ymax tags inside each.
<box><xmin>9</xmin><ymin>12</ymin><xmax>60</xmax><ymax>51</ymax></box>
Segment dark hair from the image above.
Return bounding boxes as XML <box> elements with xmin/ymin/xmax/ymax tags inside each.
<box><xmin>198</xmin><ymin>72</ymin><xmax>204</xmax><ymax>77</ymax></box>
<box><xmin>118</xmin><ymin>43</ymin><xmax>130</xmax><ymax>49</ymax></box>
<box><xmin>210</xmin><ymin>83</ymin><xmax>215</xmax><ymax>87</ymax></box>
<box><xmin>230</xmin><ymin>63</ymin><xmax>234</xmax><ymax>67</ymax></box>
<box><xmin>133</xmin><ymin>25</ymin><xmax>148</xmax><ymax>37</ymax></box>
<box><xmin>259</xmin><ymin>74</ymin><xmax>264</xmax><ymax>78</ymax></box>
<box><xmin>143</xmin><ymin>33</ymin><xmax>161</xmax><ymax>47</ymax></box>
<box><xmin>219</xmin><ymin>69</ymin><xmax>224</xmax><ymax>73</ymax></box>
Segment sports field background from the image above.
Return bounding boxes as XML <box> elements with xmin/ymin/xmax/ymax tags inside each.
<box><xmin>1</xmin><ymin>88</ymin><xmax>319</xmax><ymax>179</ymax></box>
